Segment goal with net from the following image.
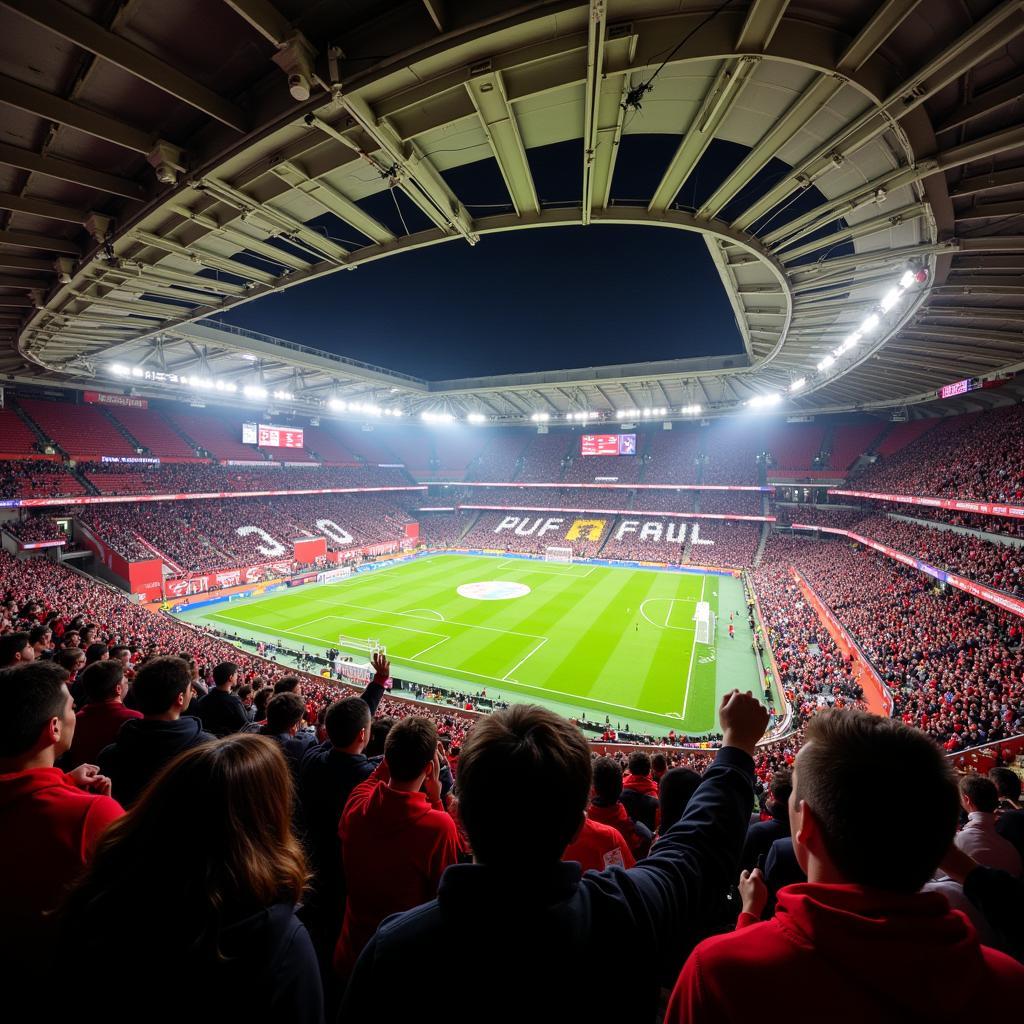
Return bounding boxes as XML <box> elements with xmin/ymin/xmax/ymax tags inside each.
<box><xmin>693</xmin><ymin>600</ymin><xmax>715</xmax><ymax>645</ymax></box>
<box><xmin>544</xmin><ymin>546</ymin><xmax>573</xmax><ymax>564</ymax></box>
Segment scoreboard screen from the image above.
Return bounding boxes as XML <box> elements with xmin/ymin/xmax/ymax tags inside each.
<box><xmin>581</xmin><ymin>433</ymin><xmax>636</xmax><ymax>456</ymax></box>
<box><xmin>243</xmin><ymin>422</ymin><xmax>304</xmax><ymax>448</ymax></box>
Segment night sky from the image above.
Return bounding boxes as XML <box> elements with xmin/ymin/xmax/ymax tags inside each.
<box><xmin>218</xmin><ymin>136</ymin><xmax>843</xmax><ymax>380</ymax></box>
<box><xmin>220</xmin><ymin>223</ymin><xmax>743</xmax><ymax>380</ymax></box>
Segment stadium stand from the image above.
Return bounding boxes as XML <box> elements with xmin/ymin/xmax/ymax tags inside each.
<box><xmin>18</xmin><ymin>398</ymin><xmax>136</xmax><ymax>460</ymax></box>
<box><xmin>514</xmin><ymin>431</ymin><xmax>573</xmax><ymax>482</ymax></box>
<box><xmin>160</xmin><ymin>408</ymin><xmax>266</xmax><ymax>462</ymax></box>
<box><xmin>761</xmin><ymin>422</ymin><xmax>826</xmax><ymax>470</ymax></box>
<box><xmin>644</xmin><ymin>427</ymin><xmax>700</xmax><ymax>484</ymax></box>
<box><xmin>0</xmin><ymin>406</ymin><xmax>43</xmax><ymax>459</ymax></box>
<box><xmin>699</xmin><ymin>424</ymin><xmax>761</xmax><ymax>484</ymax></box>
<box><xmin>106</xmin><ymin>406</ymin><xmax>198</xmax><ymax>460</ymax></box>
<box><xmin>0</xmin><ymin>461</ymin><xmax>88</xmax><ymax>499</ymax></box>
<box><xmin>854</xmin><ymin>406</ymin><xmax>1024</xmax><ymax>502</ymax></box>
<box><xmin>827</xmin><ymin>421</ymin><xmax>888</xmax><ymax>472</ymax></box>
<box><xmin>467</xmin><ymin>428</ymin><xmax>530</xmax><ymax>480</ymax></box>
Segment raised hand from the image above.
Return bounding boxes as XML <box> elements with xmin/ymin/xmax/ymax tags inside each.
<box><xmin>718</xmin><ymin>689</ymin><xmax>770</xmax><ymax>756</ymax></box>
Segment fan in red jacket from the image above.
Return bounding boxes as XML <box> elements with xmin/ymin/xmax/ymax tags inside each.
<box><xmin>333</xmin><ymin>716</ymin><xmax>461</xmax><ymax>978</ymax></box>
<box><xmin>588</xmin><ymin>755</ymin><xmax>651</xmax><ymax>858</ymax></box>
<box><xmin>563</xmin><ymin>816</ymin><xmax>636</xmax><ymax>872</ymax></box>
<box><xmin>0</xmin><ymin>661</ymin><xmax>124</xmax><ymax>982</ymax></box>
<box><xmin>65</xmin><ymin>660</ymin><xmax>141</xmax><ymax>768</ymax></box>
<box><xmin>666</xmin><ymin>710</ymin><xmax>1024</xmax><ymax>1023</ymax></box>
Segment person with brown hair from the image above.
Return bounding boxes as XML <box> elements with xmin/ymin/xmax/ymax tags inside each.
<box><xmin>340</xmin><ymin>691</ymin><xmax>767</xmax><ymax>1022</ymax></box>
<box><xmin>333</xmin><ymin>715</ymin><xmax>461</xmax><ymax>980</ymax></box>
<box><xmin>59</xmin><ymin>733</ymin><xmax>322</xmax><ymax>1022</ymax></box>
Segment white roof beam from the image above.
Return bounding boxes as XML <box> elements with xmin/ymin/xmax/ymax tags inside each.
<box><xmin>581</xmin><ymin>0</ymin><xmax>607</xmax><ymax>225</ymax></box>
<box><xmin>732</xmin><ymin>1</ymin><xmax>1024</xmax><ymax>231</ymax></box>
<box><xmin>465</xmin><ymin>69</ymin><xmax>539</xmax><ymax>217</ymax></box>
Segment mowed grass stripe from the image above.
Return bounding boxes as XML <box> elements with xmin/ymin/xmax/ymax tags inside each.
<box><xmin>196</xmin><ymin>555</ymin><xmax>731</xmax><ymax>730</ymax></box>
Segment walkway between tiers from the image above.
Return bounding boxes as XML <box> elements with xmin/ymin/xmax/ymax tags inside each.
<box><xmin>791</xmin><ymin>568</ymin><xmax>891</xmax><ymax>717</ymax></box>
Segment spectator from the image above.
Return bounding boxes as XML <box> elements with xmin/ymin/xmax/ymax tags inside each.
<box><xmin>656</xmin><ymin>766</ymin><xmax>703</xmax><ymax>837</ymax></box>
<box><xmin>333</xmin><ymin>716</ymin><xmax>461</xmax><ymax>979</ymax></box>
<box><xmin>956</xmin><ymin>774</ymin><xmax>1022</xmax><ymax>876</ymax></box>
<box><xmin>620</xmin><ymin>750</ymin><xmax>660</xmax><ymax>832</ymax></box>
<box><xmin>741</xmin><ymin>769</ymin><xmax>792</xmax><ymax>871</ymax></box>
<box><xmin>588</xmin><ymin>755</ymin><xmax>651</xmax><ymax>859</ymax></box>
<box><xmin>666</xmin><ymin>710</ymin><xmax>1024</xmax><ymax>1023</ymax></box>
<box><xmin>0</xmin><ymin>662</ymin><xmax>123</xmax><ymax>980</ymax></box>
<box><xmin>990</xmin><ymin>767</ymin><xmax>1024</xmax><ymax>862</ymax></box>
<box><xmin>29</xmin><ymin>624</ymin><xmax>53</xmax><ymax>660</ymax></box>
<box><xmin>65</xmin><ymin>661</ymin><xmax>141</xmax><ymax>769</ymax></box>
<box><xmin>59</xmin><ymin>735</ymin><xmax>323</xmax><ymax>1022</ymax></box>
<box><xmin>99</xmin><ymin>656</ymin><xmax>214</xmax><ymax>807</ymax></box>
<box><xmin>261</xmin><ymin>692</ymin><xmax>317</xmax><ymax>771</ymax></box>
<box><xmin>0</xmin><ymin>630</ymin><xmax>34</xmax><ymax>667</ymax></box>
<box><xmin>195</xmin><ymin>661</ymin><xmax>248</xmax><ymax>737</ymax></box>
<box><xmin>298</xmin><ymin>652</ymin><xmax>391</xmax><ymax>964</ymax></box>
<box><xmin>341</xmin><ymin>692</ymin><xmax>767</xmax><ymax>1022</ymax></box>
<box><xmin>563</xmin><ymin>760</ymin><xmax>636</xmax><ymax>873</ymax></box>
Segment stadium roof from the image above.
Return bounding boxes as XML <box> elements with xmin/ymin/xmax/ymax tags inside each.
<box><xmin>1</xmin><ymin>0</ymin><xmax>1023</xmax><ymax>422</ymax></box>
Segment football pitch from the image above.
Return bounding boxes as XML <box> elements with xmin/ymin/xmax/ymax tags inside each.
<box><xmin>180</xmin><ymin>554</ymin><xmax>760</xmax><ymax>734</ymax></box>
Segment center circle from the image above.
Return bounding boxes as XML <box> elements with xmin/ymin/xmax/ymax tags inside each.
<box><xmin>457</xmin><ymin>580</ymin><xmax>531</xmax><ymax>601</ymax></box>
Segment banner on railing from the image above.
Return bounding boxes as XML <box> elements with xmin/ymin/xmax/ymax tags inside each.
<box><xmin>84</xmin><ymin>391</ymin><xmax>148</xmax><ymax>409</ymax></box>
<box><xmin>464</xmin><ymin>504</ymin><xmax>774</xmax><ymax>522</ymax></box>
<box><xmin>12</xmin><ymin>485</ymin><xmax>427</xmax><ymax>508</ymax></box>
<box><xmin>165</xmin><ymin>559</ymin><xmax>295</xmax><ymax>598</ymax></box>
<box><xmin>828</xmin><ymin>488</ymin><xmax>1024</xmax><ymax>520</ymax></box>
<box><xmin>432</xmin><ymin>481</ymin><xmax>773</xmax><ymax>492</ymax></box>
<box><xmin>792</xmin><ymin>523</ymin><xmax>1024</xmax><ymax>619</ymax></box>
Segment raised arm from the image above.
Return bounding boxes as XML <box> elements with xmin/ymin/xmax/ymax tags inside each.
<box><xmin>584</xmin><ymin>690</ymin><xmax>767</xmax><ymax>947</ymax></box>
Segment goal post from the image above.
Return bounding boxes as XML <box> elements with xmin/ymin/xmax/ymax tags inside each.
<box><xmin>693</xmin><ymin>601</ymin><xmax>715</xmax><ymax>645</ymax></box>
<box><xmin>544</xmin><ymin>546</ymin><xmax>573</xmax><ymax>564</ymax></box>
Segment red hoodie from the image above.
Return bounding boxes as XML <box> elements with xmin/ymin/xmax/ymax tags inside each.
<box><xmin>333</xmin><ymin>763</ymin><xmax>462</xmax><ymax>977</ymax></box>
<box><xmin>666</xmin><ymin>882</ymin><xmax>1024</xmax><ymax>1023</ymax></box>
<box><xmin>587</xmin><ymin>800</ymin><xmax>648</xmax><ymax>858</ymax></box>
<box><xmin>563</xmin><ymin>816</ymin><xmax>636</xmax><ymax>873</ymax></box>
<box><xmin>622</xmin><ymin>773</ymin><xmax>659</xmax><ymax>798</ymax></box>
<box><xmin>0</xmin><ymin>767</ymin><xmax>123</xmax><ymax>965</ymax></box>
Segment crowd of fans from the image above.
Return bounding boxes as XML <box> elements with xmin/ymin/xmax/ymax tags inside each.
<box><xmin>78</xmin><ymin>495</ymin><xmax>415</xmax><ymax>573</ymax></box>
<box><xmin>853</xmin><ymin>404</ymin><xmax>1024</xmax><ymax>502</ymax></box>
<box><xmin>0</xmin><ymin>460</ymin><xmax>87</xmax><ymax>499</ymax></box>
<box><xmin>3</xmin><ymin>515</ymin><xmax>68</xmax><ymax>545</ymax></box>
<box><xmin>763</xmin><ymin>535</ymin><xmax>1024</xmax><ymax>752</ymax></box>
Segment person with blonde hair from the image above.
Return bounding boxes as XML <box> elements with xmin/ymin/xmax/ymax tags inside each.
<box><xmin>60</xmin><ymin>733</ymin><xmax>323</xmax><ymax>1022</ymax></box>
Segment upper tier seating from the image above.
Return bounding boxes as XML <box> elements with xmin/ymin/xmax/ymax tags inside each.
<box><xmin>19</xmin><ymin>399</ymin><xmax>135</xmax><ymax>460</ymax></box>
<box><xmin>107</xmin><ymin>407</ymin><xmax>198</xmax><ymax>460</ymax></box>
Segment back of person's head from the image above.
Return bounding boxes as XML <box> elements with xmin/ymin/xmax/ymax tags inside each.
<box><xmin>61</xmin><ymin>734</ymin><xmax>307</xmax><ymax>949</ymax></box>
<box><xmin>80</xmin><ymin>660</ymin><xmax>124</xmax><ymax>704</ymax></box>
<box><xmin>133</xmin><ymin>656</ymin><xmax>191</xmax><ymax>716</ymax></box>
<box><xmin>651</xmin><ymin>753</ymin><xmax>667</xmax><ymax>775</ymax></box>
<box><xmin>265</xmin><ymin>692</ymin><xmax>305</xmax><ymax>734</ymax></box>
<box><xmin>989</xmin><ymin>767</ymin><xmax>1022</xmax><ymax>803</ymax></box>
<box><xmin>325</xmin><ymin>696</ymin><xmax>372</xmax><ymax>749</ymax></box>
<box><xmin>366</xmin><ymin>716</ymin><xmax>396</xmax><ymax>757</ymax></box>
<box><xmin>84</xmin><ymin>642</ymin><xmax>108</xmax><ymax>666</ymax></box>
<box><xmin>0</xmin><ymin>661</ymin><xmax>71</xmax><ymax>759</ymax></box>
<box><xmin>29</xmin><ymin>624</ymin><xmax>51</xmax><ymax>647</ymax></box>
<box><xmin>57</xmin><ymin>647</ymin><xmax>85</xmax><ymax>675</ymax></box>
<box><xmin>273</xmin><ymin>675</ymin><xmax>301</xmax><ymax>694</ymax></box>
<box><xmin>0</xmin><ymin>631</ymin><xmax>32</xmax><ymax>667</ymax></box>
<box><xmin>384</xmin><ymin>716</ymin><xmax>437</xmax><ymax>783</ymax></box>
<box><xmin>253</xmin><ymin>687</ymin><xmax>271</xmax><ymax>720</ymax></box>
<box><xmin>627</xmin><ymin>751</ymin><xmax>651</xmax><ymax>776</ymax></box>
<box><xmin>960</xmin><ymin>773</ymin><xmax>999</xmax><ymax>813</ymax></box>
<box><xmin>457</xmin><ymin>705</ymin><xmax>591</xmax><ymax>866</ymax></box>
<box><xmin>795</xmin><ymin>710</ymin><xmax>958</xmax><ymax>892</ymax></box>
<box><xmin>592</xmin><ymin>756</ymin><xmax>624</xmax><ymax>803</ymax></box>
<box><xmin>768</xmin><ymin>769</ymin><xmax>793</xmax><ymax>813</ymax></box>
<box><xmin>212</xmin><ymin>661</ymin><xmax>237</xmax><ymax>688</ymax></box>
<box><xmin>658</xmin><ymin>767</ymin><xmax>702</xmax><ymax>832</ymax></box>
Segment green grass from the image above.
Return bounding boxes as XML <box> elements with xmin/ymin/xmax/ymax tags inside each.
<box><xmin>185</xmin><ymin>554</ymin><xmax>756</xmax><ymax>733</ymax></box>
